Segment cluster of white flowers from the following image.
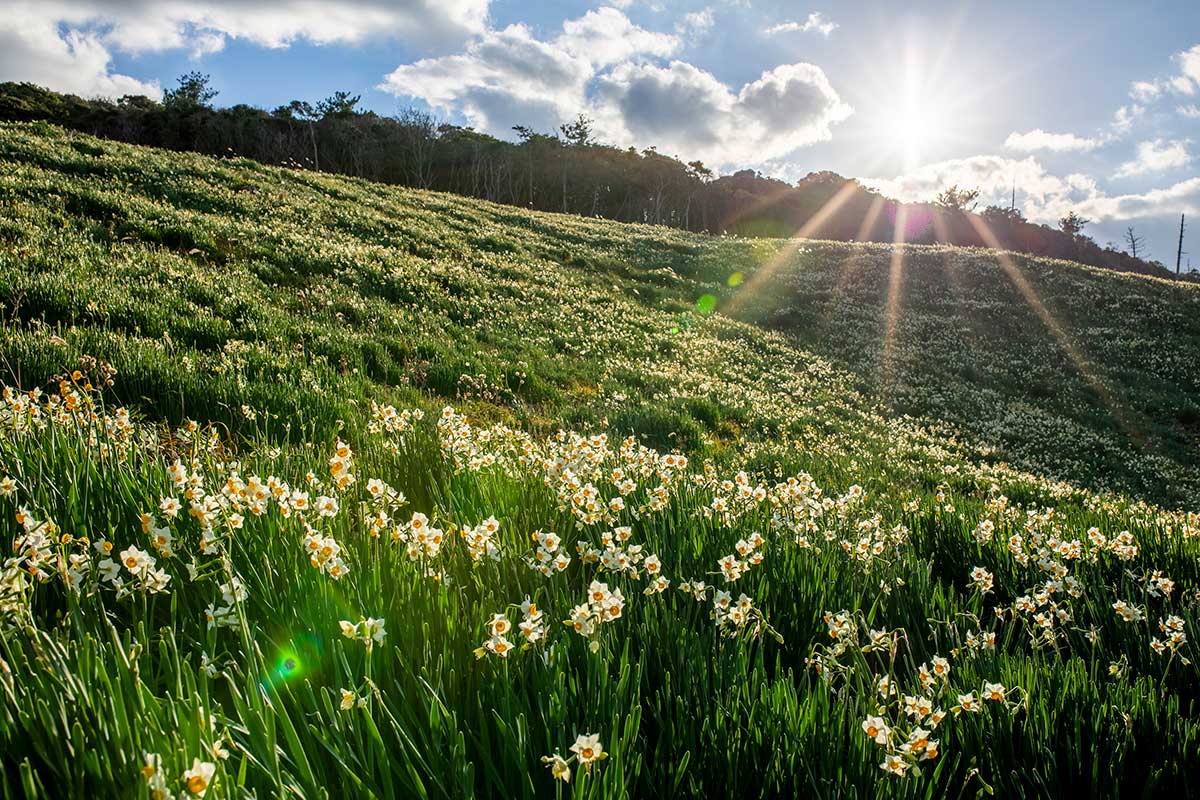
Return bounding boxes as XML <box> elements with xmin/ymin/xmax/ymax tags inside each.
<box><xmin>566</xmin><ymin>580</ymin><xmax>626</xmax><ymax>644</ymax></box>
<box><xmin>527</xmin><ymin>530</ymin><xmax>570</xmax><ymax>575</ymax></box>
<box><xmin>716</xmin><ymin>531</ymin><xmax>766</xmax><ymax>582</ymax></box>
<box><xmin>461</xmin><ymin>516</ymin><xmax>502</xmax><ymax>562</ymax></box>
<box><xmin>339</xmin><ymin>617</ymin><xmax>387</xmax><ymax>651</ymax></box>
<box><xmin>204</xmin><ymin>576</ymin><xmax>247</xmax><ymax>630</ymax></box>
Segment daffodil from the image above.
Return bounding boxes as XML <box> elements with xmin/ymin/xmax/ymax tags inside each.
<box><xmin>182</xmin><ymin>758</ymin><xmax>216</xmax><ymax>797</ymax></box>
<box><xmin>570</xmin><ymin>733</ymin><xmax>606</xmax><ymax>767</ymax></box>
<box><xmin>862</xmin><ymin>716</ymin><xmax>889</xmax><ymax>745</ymax></box>
<box><xmin>541</xmin><ymin>753</ymin><xmax>571</xmax><ymax>782</ymax></box>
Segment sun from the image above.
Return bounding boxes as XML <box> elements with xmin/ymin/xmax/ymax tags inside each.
<box><xmin>863</xmin><ymin>39</ymin><xmax>968</xmax><ymax>174</ymax></box>
<box><xmin>892</xmin><ymin>99</ymin><xmax>946</xmax><ymax>170</ymax></box>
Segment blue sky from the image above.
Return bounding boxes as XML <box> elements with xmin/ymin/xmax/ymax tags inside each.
<box><xmin>3</xmin><ymin>0</ymin><xmax>1198</xmax><ymax>262</ymax></box>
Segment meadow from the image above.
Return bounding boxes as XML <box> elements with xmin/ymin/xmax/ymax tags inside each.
<box><xmin>2</xmin><ymin>122</ymin><xmax>1199</xmax><ymax>798</ymax></box>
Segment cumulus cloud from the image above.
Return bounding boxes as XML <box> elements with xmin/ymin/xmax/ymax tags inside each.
<box><xmin>764</xmin><ymin>12</ymin><xmax>837</xmax><ymax>37</ymax></box>
<box><xmin>1005</xmin><ymin>129</ymin><xmax>1102</xmax><ymax>153</ymax></box>
<box><xmin>0</xmin><ymin>0</ymin><xmax>490</xmax><ymax>99</ymax></box>
<box><xmin>0</xmin><ymin>15</ymin><xmax>160</xmax><ymax>98</ymax></box>
<box><xmin>380</xmin><ymin>23</ymin><xmax>595</xmax><ymax>135</ymax></box>
<box><xmin>592</xmin><ymin>61</ymin><xmax>850</xmax><ymax>163</ymax></box>
<box><xmin>1110</xmin><ymin>103</ymin><xmax>1144</xmax><ymax>135</ymax></box>
<box><xmin>381</xmin><ymin>9</ymin><xmax>851</xmax><ymax>166</ymax></box>
<box><xmin>1075</xmin><ymin>177</ymin><xmax>1200</xmax><ymax>222</ymax></box>
<box><xmin>1128</xmin><ymin>43</ymin><xmax>1200</xmax><ymax>111</ymax></box>
<box><xmin>865</xmin><ymin>153</ymin><xmax>1200</xmax><ymax>225</ymax></box>
<box><xmin>1007</xmin><ymin>101</ymin><xmax>1140</xmax><ymax>154</ymax></box>
<box><xmin>865</xmin><ymin>155</ymin><xmax>1076</xmax><ymax>213</ymax></box>
<box><xmin>1183</xmin><ymin>44</ymin><xmax>1200</xmax><ymax>83</ymax></box>
<box><xmin>1112</xmin><ymin>139</ymin><xmax>1192</xmax><ymax>179</ymax></box>
<box><xmin>677</xmin><ymin>9</ymin><xmax>715</xmax><ymax>39</ymax></box>
<box><xmin>556</xmin><ymin>7</ymin><xmax>678</xmax><ymax>68</ymax></box>
<box><xmin>379</xmin><ymin>9</ymin><xmax>677</xmax><ymax>137</ymax></box>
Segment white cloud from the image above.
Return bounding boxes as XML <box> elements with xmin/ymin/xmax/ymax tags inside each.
<box><xmin>764</xmin><ymin>12</ymin><xmax>837</xmax><ymax>37</ymax></box>
<box><xmin>1006</xmin><ymin>101</ymin><xmax>1140</xmax><ymax>154</ymax></box>
<box><xmin>1128</xmin><ymin>43</ymin><xmax>1200</xmax><ymax>109</ymax></box>
<box><xmin>1075</xmin><ymin>177</ymin><xmax>1200</xmax><ymax>222</ymax></box>
<box><xmin>1178</xmin><ymin>44</ymin><xmax>1200</xmax><ymax>89</ymax></box>
<box><xmin>1179</xmin><ymin>105</ymin><xmax>1200</xmax><ymax>119</ymax></box>
<box><xmin>0</xmin><ymin>0</ymin><xmax>490</xmax><ymax>99</ymax></box>
<box><xmin>0</xmin><ymin>15</ymin><xmax>160</xmax><ymax>98</ymax></box>
<box><xmin>380</xmin><ymin>23</ymin><xmax>594</xmax><ymax>135</ymax></box>
<box><xmin>381</xmin><ymin>10</ymin><xmax>851</xmax><ymax>166</ymax></box>
<box><xmin>1005</xmin><ymin>129</ymin><xmax>1102</xmax><ymax>153</ymax></box>
<box><xmin>591</xmin><ymin>60</ymin><xmax>850</xmax><ymax>163</ymax></box>
<box><xmin>557</xmin><ymin>7</ymin><xmax>678</xmax><ymax>68</ymax></box>
<box><xmin>677</xmin><ymin>9</ymin><xmax>715</xmax><ymax>39</ymax></box>
<box><xmin>1112</xmin><ymin>139</ymin><xmax>1192</xmax><ymax>179</ymax></box>
<box><xmin>1111</xmin><ymin>103</ymin><xmax>1144</xmax><ymax>135</ymax></box>
<box><xmin>1130</xmin><ymin>80</ymin><xmax>1165</xmax><ymax>102</ymax></box>
<box><xmin>379</xmin><ymin>10</ymin><xmax>675</xmax><ymax>136</ymax></box>
<box><xmin>865</xmin><ymin>153</ymin><xmax>1200</xmax><ymax>226</ymax></box>
<box><xmin>865</xmin><ymin>155</ymin><xmax>1073</xmax><ymax>213</ymax></box>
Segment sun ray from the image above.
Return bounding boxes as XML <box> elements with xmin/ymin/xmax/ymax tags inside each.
<box><xmin>821</xmin><ymin>196</ymin><xmax>888</xmax><ymax>329</ymax></box>
<box><xmin>724</xmin><ymin>180</ymin><xmax>862</xmax><ymax>317</ymax></box>
<box><xmin>964</xmin><ymin>214</ymin><xmax>1144</xmax><ymax>445</ymax></box>
<box><xmin>930</xmin><ymin>213</ymin><xmax>993</xmax><ymax>373</ymax></box>
<box><xmin>716</xmin><ymin>180</ymin><xmax>808</xmax><ymax>233</ymax></box>
<box><xmin>879</xmin><ymin>205</ymin><xmax>910</xmax><ymax>396</ymax></box>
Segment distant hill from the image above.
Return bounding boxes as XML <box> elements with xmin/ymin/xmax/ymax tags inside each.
<box><xmin>0</xmin><ymin>80</ymin><xmax>1182</xmax><ymax>283</ymax></box>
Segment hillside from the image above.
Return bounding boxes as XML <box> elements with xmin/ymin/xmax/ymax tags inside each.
<box><xmin>2</xmin><ymin>123</ymin><xmax>1200</xmax><ymax>798</ymax></box>
<box><xmin>730</xmin><ymin>241</ymin><xmax>1200</xmax><ymax>505</ymax></box>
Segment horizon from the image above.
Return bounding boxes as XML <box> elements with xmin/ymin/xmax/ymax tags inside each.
<box><xmin>2</xmin><ymin>1</ymin><xmax>1198</xmax><ymax>261</ymax></box>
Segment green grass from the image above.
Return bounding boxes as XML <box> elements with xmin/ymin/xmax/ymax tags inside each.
<box><xmin>2</xmin><ymin>122</ymin><xmax>1199</xmax><ymax>798</ymax></box>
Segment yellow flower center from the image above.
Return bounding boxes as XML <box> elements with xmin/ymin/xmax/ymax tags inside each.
<box><xmin>187</xmin><ymin>774</ymin><xmax>208</xmax><ymax>793</ymax></box>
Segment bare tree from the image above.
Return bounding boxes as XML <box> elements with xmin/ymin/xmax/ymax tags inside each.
<box><xmin>396</xmin><ymin>108</ymin><xmax>437</xmax><ymax>189</ymax></box>
<box><xmin>282</xmin><ymin>100</ymin><xmax>321</xmax><ymax>170</ymax></box>
<box><xmin>1124</xmin><ymin>226</ymin><xmax>1145</xmax><ymax>259</ymax></box>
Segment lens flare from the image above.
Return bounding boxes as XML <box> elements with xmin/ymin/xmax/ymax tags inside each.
<box><xmin>274</xmin><ymin>648</ymin><xmax>303</xmax><ymax>682</ymax></box>
<box><xmin>262</xmin><ymin>633</ymin><xmax>323</xmax><ymax>689</ymax></box>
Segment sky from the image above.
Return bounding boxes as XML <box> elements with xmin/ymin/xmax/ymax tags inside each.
<box><xmin>2</xmin><ymin>0</ymin><xmax>1199</xmax><ymax>263</ymax></box>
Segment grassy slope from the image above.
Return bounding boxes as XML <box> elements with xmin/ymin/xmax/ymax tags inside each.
<box><xmin>1</xmin><ymin>123</ymin><xmax>1199</xmax><ymax>798</ymax></box>
<box><xmin>731</xmin><ymin>241</ymin><xmax>1200</xmax><ymax>505</ymax></box>
<box><xmin>2</xmin><ymin>123</ymin><xmax>1196</xmax><ymax>507</ymax></box>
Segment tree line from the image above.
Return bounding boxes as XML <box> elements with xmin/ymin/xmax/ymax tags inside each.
<box><xmin>0</xmin><ymin>74</ymin><xmax>1181</xmax><ymax>280</ymax></box>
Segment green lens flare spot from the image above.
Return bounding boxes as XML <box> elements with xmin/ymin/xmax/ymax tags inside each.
<box><xmin>696</xmin><ymin>294</ymin><xmax>717</xmax><ymax>314</ymax></box>
<box><xmin>727</xmin><ymin>271</ymin><xmax>744</xmax><ymax>287</ymax></box>
<box><xmin>271</xmin><ymin>646</ymin><xmax>305</xmax><ymax>684</ymax></box>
